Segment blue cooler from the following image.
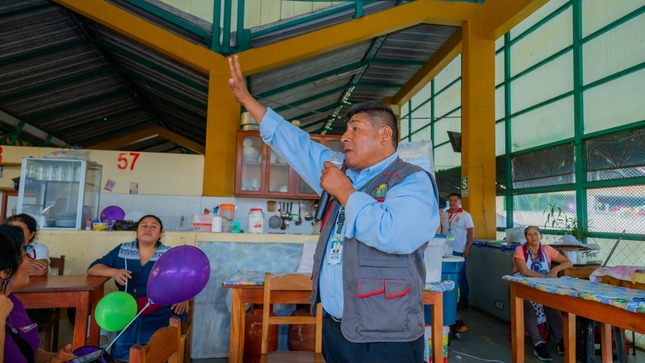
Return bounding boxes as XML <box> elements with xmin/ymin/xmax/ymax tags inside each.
<box><xmin>424</xmin><ymin>256</ymin><xmax>465</xmax><ymax>326</ymax></box>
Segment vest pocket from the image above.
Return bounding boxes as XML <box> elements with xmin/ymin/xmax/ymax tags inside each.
<box><xmin>354</xmin><ymin>278</ymin><xmax>411</xmax><ymax>333</ymax></box>
<box><xmin>358</xmin><ymin>245</ymin><xmax>409</xmax><ymax>268</ymax></box>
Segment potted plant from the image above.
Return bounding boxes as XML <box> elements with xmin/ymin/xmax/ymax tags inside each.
<box><xmin>544</xmin><ymin>204</ymin><xmax>587</xmax><ymax>243</ymax></box>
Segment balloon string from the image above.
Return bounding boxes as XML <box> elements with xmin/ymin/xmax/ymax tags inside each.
<box><xmin>106</xmin><ymin>299</ymin><xmax>151</xmax><ymax>352</ymax></box>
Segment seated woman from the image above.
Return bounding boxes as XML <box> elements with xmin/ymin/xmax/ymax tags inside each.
<box><xmin>1</xmin><ymin>224</ymin><xmax>75</xmax><ymax>363</ymax></box>
<box><xmin>6</xmin><ymin>214</ymin><xmax>53</xmax><ymax>326</ymax></box>
<box><xmin>512</xmin><ymin>226</ymin><xmax>572</xmax><ymax>362</ymax></box>
<box><xmin>6</xmin><ymin>214</ymin><xmax>49</xmax><ymax>277</ymax></box>
<box><xmin>87</xmin><ymin>215</ymin><xmax>187</xmax><ymax>362</ymax></box>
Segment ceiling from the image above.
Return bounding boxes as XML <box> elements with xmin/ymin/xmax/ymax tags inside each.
<box><xmin>0</xmin><ymin>0</ymin><xmax>464</xmax><ymax>154</ymax></box>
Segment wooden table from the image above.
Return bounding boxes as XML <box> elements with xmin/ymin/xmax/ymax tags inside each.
<box><xmin>558</xmin><ymin>264</ymin><xmax>600</xmax><ymax>279</ymax></box>
<box><xmin>15</xmin><ymin>275</ymin><xmax>110</xmax><ymax>349</ymax></box>
<box><xmin>223</xmin><ymin>272</ymin><xmax>451</xmax><ymax>363</ymax></box>
<box><xmin>505</xmin><ymin>276</ymin><xmax>645</xmax><ymax>363</ymax></box>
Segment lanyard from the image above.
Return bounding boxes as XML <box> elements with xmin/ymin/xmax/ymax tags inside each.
<box><xmin>447</xmin><ymin>208</ymin><xmax>463</xmax><ymax>228</ymax></box>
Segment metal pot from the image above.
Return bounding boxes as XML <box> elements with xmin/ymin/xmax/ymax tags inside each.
<box><xmin>561</xmin><ymin>249</ymin><xmax>588</xmax><ymax>265</ymax></box>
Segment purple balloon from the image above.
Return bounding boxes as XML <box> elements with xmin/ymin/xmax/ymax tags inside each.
<box><xmin>147</xmin><ymin>245</ymin><xmax>210</xmax><ymax>305</ymax></box>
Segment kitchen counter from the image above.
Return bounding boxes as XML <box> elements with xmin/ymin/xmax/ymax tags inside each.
<box><xmin>37</xmin><ymin>230</ymin><xmax>318</xmax><ymax>275</ymax></box>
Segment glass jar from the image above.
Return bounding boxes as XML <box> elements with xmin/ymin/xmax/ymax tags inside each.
<box><xmin>247</xmin><ymin>208</ymin><xmax>264</xmax><ymax>233</ymax></box>
<box><xmin>218</xmin><ymin>204</ymin><xmax>236</xmax><ymax>233</ymax></box>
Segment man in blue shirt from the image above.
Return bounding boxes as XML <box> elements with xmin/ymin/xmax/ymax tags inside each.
<box><xmin>228</xmin><ymin>56</ymin><xmax>439</xmax><ymax>363</ymax></box>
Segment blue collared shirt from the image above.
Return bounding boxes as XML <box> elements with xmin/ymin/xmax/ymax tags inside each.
<box><xmin>261</xmin><ymin>108</ymin><xmax>439</xmax><ymax>318</ymax></box>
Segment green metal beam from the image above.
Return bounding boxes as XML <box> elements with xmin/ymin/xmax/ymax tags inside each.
<box><xmin>251</xmin><ymin>2</ymin><xmax>356</xmax><ymax>38</ymax></box>
<box><xmin>122</xmin><ymin>0</ymin><xmax>211</xmax><ymax>44</ymax></box>
<box><xmin>291</xmin><ymin>103</ymin><xmax>344</xmax><ymax>122</ymax></box>
<box><xmin>211</xmin><ymin>0</ymin><xmax>222</xmax><ymax>52</ymax></box>
<box><xmin>571</xmin><ymin>0</ymin><xmax>587</xmax><ymax>241</ymax></box>
<box><xmin>273</xmin><ymin>84</ymin><xmax>356</xmax><ymax>113</ymax></box>
<box><xmin>504</xmin><ymin>32</ymin><xmax>513</xmax><ymax>229</ymax></box>
<box><xmin>256</xmin><ymin>61</ymin><xmax>367</xmax><ymax>98</ymax></box>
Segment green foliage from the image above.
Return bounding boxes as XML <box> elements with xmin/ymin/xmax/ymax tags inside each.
<box><xmin>543</xmin><ymin>203</ymin><xmax>587</xmax><ymax>243</ymax></box>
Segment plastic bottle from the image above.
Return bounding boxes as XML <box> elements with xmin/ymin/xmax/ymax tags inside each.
<box><xmin>247</xmin><ymin>208</ymin><xmax>264</xmax><ymax>233</ymax></box>
<box><xmin>211</xmin><ymin>216</ymin><xmax>223</xmax><ymax>232</ymax></box>
<box><xmin>85</xmin><ymin>218</ymin><xmax>93</xmax><ymax>230</ymax></box>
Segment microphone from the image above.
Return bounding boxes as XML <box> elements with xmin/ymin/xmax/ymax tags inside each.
<box><xmin>314</xmin><ymin>154</ymin><xmax>343</xmax><ymax>222</ymax></box>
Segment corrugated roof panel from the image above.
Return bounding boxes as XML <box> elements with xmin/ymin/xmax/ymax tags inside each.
<box><xmin>0</xmin><ymin>6</ymin><xmax>81</xmax><ymax>59</ymax></box>
<box><xmin>4</xmin><ymin>75</ymin><xmax>126</xmax><ymax>115</ymax></box>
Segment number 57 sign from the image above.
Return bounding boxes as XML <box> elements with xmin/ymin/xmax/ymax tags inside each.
<box><xmin>117</xmin><ymin>152</ymin><xmax>141</xmax><ymax>170</ymax></box>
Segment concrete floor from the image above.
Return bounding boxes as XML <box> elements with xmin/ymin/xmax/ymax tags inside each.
<box><xmin>192</xmin><ymin>307</ymin><xmax>643</xmax><ymax>363</ymax></box>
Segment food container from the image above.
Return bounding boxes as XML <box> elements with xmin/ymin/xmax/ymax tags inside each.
<box><xmin>218</xmin><ymin>204</ymin><xmax>236</xmax><ymax>233</ymax></box>
<box><xmin>247</xmin><ymin>208</ymin><xmax>264</xmax><ymax>233</ymax></box>
<box><xmin>192</xmin><ymin>214</ymin><xmax>212</xmax><ymax>232</ymax></box>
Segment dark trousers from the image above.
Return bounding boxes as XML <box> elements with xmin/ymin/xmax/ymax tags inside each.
<box><xmin>453</xmin><ymin>251</ymin><xmax>469</xmax><ymax>304</ymax></box>
<box><xmin>322</xmin><ymin>314</ymin><xmax>424</xmax><ymax>363</ymax></box>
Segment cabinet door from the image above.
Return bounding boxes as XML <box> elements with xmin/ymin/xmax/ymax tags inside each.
<box><xmin>293</xmin><ymin>135</ymin><xmax>343</xmax><ymax>198</ymax></box>
<box><xmin>235</xmin><ymin>132</ymin><xmax>342</xmax><ymax>199</ymax></box>
<box><xmin>236</xmin><ymin>133</ymin><xmax>265</xmax><ymax>196</ymax></box>
<box><xmin>266</xmin><ymin>149</ymin><xmax>290</xmax><ymax>195</ymax></box>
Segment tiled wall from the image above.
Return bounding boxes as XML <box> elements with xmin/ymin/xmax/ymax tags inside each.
<box><xmin>98</xmin><ymin>194</ymin><xmax>319</xmax><ymax>235</ymax></box>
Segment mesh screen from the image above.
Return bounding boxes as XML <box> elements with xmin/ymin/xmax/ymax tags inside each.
<box><xmin>587</xmin><ymin>185</ymin><xmax>645</xmax><ymax>234</ymax></box>
<box><xmin>512</xmin><ymin>191</ymin><xmax>577</xmax><ymax>229</ymax></box>
<box><xmin>586</xmin><ymin>128</ymin><xmax>645</xmax><ymax>181</ymax></box>
<box><xmin>512</xmin><ymin>143</ymin><xmax>575</xmax><ymax>188</ymax></box>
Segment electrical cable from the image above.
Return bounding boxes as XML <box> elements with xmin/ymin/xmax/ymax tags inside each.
<box><xmin>450</xmin><ymin>349</ymin><xmax>506</xmax><ymax>363</ymax></box>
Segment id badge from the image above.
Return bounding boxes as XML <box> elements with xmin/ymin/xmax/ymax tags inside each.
<box><xmin>327</xmin><ymin>238</ymin><xmax>344</xmax><ymax>265</ymax></box>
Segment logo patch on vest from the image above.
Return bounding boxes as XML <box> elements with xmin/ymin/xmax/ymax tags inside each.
<box><xmin>375</xmin><ymin>183</ymin><xmax>388</xmax><ymax>197</ymax></box>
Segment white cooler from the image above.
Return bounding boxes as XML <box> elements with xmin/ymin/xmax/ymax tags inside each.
<box><xmin>424</xmin><ymin>235</ymin><xmax>447</xmax><ymax>282</ymax></box>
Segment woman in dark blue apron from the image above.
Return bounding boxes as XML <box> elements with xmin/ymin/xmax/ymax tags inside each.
<box><xmin>88</xmin><ymin>215</ymin><xmax>187</xmax><ymax>361</ymax></box>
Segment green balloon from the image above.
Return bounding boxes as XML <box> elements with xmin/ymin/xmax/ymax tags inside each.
<box><xmin>94</xmin><ymin>291</ymin><xmax>137</xmax><ymax>332</ymax></box>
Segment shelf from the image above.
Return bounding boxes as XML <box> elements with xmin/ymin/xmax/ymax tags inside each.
<box><xmin>0</xmin><ymin>162</ymin><xmax>21</xmax><ymax>167</ymax></box>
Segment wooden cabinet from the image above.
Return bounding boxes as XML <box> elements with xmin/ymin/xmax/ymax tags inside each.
<box><xmin>235</xmin><ymin>131</ymin><xmax>342</xmax><ymax>199</ymax></box>
<box><xmin>0</xmin><ymin>188</ymin><xmax>19</xmax><ymax>223</ymax></box>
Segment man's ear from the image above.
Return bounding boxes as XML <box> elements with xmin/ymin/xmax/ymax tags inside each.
<box><xmin>380</xmin><ymin>126</ymin><xmax>393</xmax><ymax>145</ymax></box>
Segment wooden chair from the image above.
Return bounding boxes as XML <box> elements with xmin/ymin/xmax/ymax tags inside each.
<box><xmin>41</xmin><ymin>255</ymin><xmax>65</xmax><ymax>350</ymax></box>
<box><xmin>129</xmin><ymin>316</ymin><xmax>181</xmax><ymax>363</ymax></box>
<box><xmin>180</xmin><ymin>298</ymin><xmax>194</xmax><ymax>363</ymax></box>
<box><xmin>260</xmin><ymin>272</ymin><xmax>324</xmax><ymax>363</ymax></box>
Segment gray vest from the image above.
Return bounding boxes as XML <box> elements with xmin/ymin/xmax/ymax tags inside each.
<box><xmin>310</xmin><ymin>157</ymin><xmax>438</xmax><ymax>343</ymax></box>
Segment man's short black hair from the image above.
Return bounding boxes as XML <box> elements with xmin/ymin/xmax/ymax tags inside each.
<box><xmin>448</xmin><ymin>192</ymin><xmax>461</xmax><ymax>199</ymax></box>
<box><xmin>345</xmin><ymin>102</ymin><xmax>399</xmax><ymax>149</ymax></box>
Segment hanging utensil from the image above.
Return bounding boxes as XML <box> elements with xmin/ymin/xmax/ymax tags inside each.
<box><xmin>304</xmin><ymin>203</ymin><xmax>313</xmax><ymax>221</ymax></box>
<box><xmin>280</xmin><ymin>202</ymin><xmax>288</xmax><ymax>230</ymax></box>
<box><xmin>295</xmin><ymin>203</ymin><xmax>302</xmax><ymax>225</ymax></box>
<box><xmin>287</xmin><ymin>202</ymin><xmax>293</xmax><ymax>220</ymax></box>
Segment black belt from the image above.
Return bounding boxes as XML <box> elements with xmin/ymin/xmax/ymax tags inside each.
<box><xmin>324</xmin><ymin>310</ymin><xmax>342</xmax><ymax>324</ymax></box>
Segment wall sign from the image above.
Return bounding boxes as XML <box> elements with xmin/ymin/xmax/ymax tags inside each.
<box><xmin>117</xmin><ymin>152</ymin><xmax>140</xmax><ymax>171</ymax></box>
<box><xmin>461</xmin><ymin>177</ymin><xmax>469</xmax><ymax>197</ymax></box>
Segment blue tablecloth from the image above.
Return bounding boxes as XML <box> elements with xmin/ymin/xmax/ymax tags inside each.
<box><xmin>503</xmin><ymin>275</ymin><xmax>645</xmax><ymax>313</ymax></box>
